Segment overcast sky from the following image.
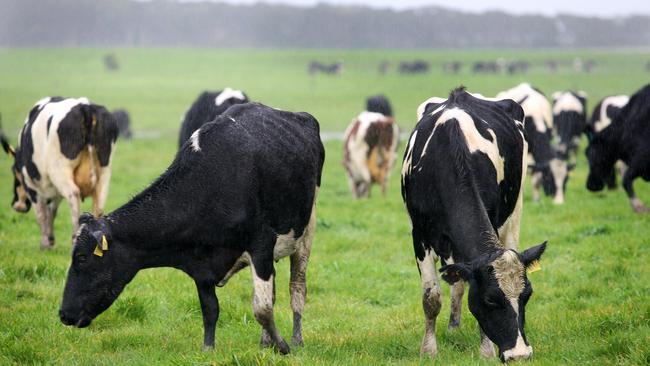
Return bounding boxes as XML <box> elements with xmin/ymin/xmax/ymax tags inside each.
<box><xmin>195</xmin><ymin>0</ymin><xmax>650</xmax><ymax>17</ymax></box>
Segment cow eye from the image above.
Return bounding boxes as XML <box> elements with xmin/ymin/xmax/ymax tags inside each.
<box><xmin>75</xmin><ymin>254</ymin><xmax>88</xmax><ymax>266</ymax></box>
<box><xmin>484</xmin><ymin>297</ymin><xmax>500</xmax><ymax>308</ymax></box>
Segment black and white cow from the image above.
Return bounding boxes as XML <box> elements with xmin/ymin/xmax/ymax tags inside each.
<box><xmin>585</xmin><ymin>95</ymin><xmax>630</xmax><ymax>188</ymax></box>
<box><xmin>178</xmin><ymin>88</ymin><xmax>248</xmax><ymax>148</ymax></box>
<box><xmin>403</xmin><ymin>88</ymin><xmax>547</xmax><ymax>362</ymax></box>
<box><xmin>586</xmin><ymin>84</ymin><xmax>650</xmax><ymax>213</ymax></box>
<box><xmin>497</xmin><ymin>83</ymin><xmax>568</xmax><ymax>204</ymax></box>
<box><xmin>551</xmin><ymin>91</ymin><xmax>587</xmax><ymax>169</ymax></box>
<box><xmin>1</xmin><ymin>97</ymin><xmax>118</xmax><ymax>249</ymax></box>
<box><xmin>343</xmin><ymin>96</ymin><xmax>399</xmax><ymax>198</ymax></box>
<box><xmin>59</xmin><ymin>103</ymin><xmax>325</xmax><ymax>354</ymax></box>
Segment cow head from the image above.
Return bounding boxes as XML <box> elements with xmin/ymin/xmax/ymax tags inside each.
<box><xmin>59</xmin><ymin>213</ymin><xmax>134</xmax><ymax>328</ymax></box>
<box><xmin>1</xmin><ymin>134</ymin><xmax>31</xmax><ymax>213</ymax></box>
<box><xmin>440</xmin><ymin>242</ymin><xmax>547</xmax><ymax>362</ymax></box>
<box><xmin>585</xmin><ymin>133</ymin><xmax>616</xmax><ymax>192</ymax></box>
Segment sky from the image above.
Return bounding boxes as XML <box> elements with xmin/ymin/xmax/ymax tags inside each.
<box><xmin>190</xmin><ymin>0</ymin><xmax>650</xmax><ymax>17</ymax></box>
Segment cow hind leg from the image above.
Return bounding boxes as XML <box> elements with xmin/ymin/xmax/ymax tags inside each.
<box><xmin>531</xmin><ymin>171</ymin><xmax>542</xmax><ymax>203</ymax></box>
<box><xmin>289</xmin><ymin>202</ymin><xmax>316</xmax><ymax>346</ymax></box>
<box><xmin>623</xmin><ymin>167</ymin><xmax>649</xmax><ymax>213</ymax></box>
<box><xmin>34</xmin><ymin>200</ymin><xmax>54</xmax><ymax>250</ymax></box>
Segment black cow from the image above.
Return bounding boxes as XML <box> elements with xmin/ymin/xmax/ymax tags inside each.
<box><xmin>112</xmin><ymin>109</ymin><xmax>132</xmax><ymax>140</ymax></box>
<box><xmin>586</xmin><ymin>84</ymin><xmax>650</xmax><ymax>213</ymax></box>
<box><xmin>551</xmin><ymin>91</ymin><xmax>587</xmax><ymax>169</ymax></box>
<box><xmin>366</xmin><ymin>94</ymin><xmax>393</xmax><ymax>117</ymax></box>
<box><xmin>59</xmin><ymin>103</ymin><xmax>324</xmax><ymax>354</ymax></box>
<box><xmin>178</xmin><ymin>88</ymin><xmax>249</xmax><ymax>148</ymax></box>
<box><xmin>399</xmin><ymin>60</ymin><xmax>430</xmax><ymax>74</ymax></box>
<box><xmin>1</xmin><ymin>97</ymin><xmax>118</xmax><ymax>249</ymax></box>
<box><xmin>402</xmin><ymin>88</ymin><xmax>547</xmax><ymax>362</ymax></box>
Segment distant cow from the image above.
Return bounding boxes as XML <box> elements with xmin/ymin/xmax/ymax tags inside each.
<box><xmin>551</xmin><ymin>91</ymin><xmax>587</xmax><ymax>168</ymax></box>
<box><xmin>497</xmin><ymin>83</ymin><xmax>568</xmax><ymax>204</ymax></box>
<box><xmin>399</xmin><ymin>60</ymin><xmax>430</xmax><ymax>74</ymax></box>
<box><xmin>0</xmin><ymin>97</ymin><xmax>118</xmax><ymax>249</ymax></box>
<box><xmin>403</xmin><ymin>88</ymin><xmax>547</xmax><ymax>361</ymax></box>
<box><xmin>103</xmin><ymin>53</ymin><xmax>119</xmax><ymax>71</ymax></box>
<box><xmin>178</xmin><ymin>88</ymin><xmax>248</xmax><ymax>148</ymax></box>
<box><xmin>472</xmin><ymin>61</ymin><xmax>499</xmax><ymax>74</ymax></box>
<box><xmin>586</xmin><ymin>95</ymin><xmax>629</xmax><ymax>189</ymax></box>
<box><xmin>309</xmin><ymin>61</ymin><xmax>343</xmax><ymax>75</ymax></box>
<box><xmin>586</xmin><ymin>84</ymin><xmax>650</xmax><ymax>212</ymax></box>
<box><xmin>112</xmin><ymin>109</ymin><xmax>132</xmax><ymax>140</ymax></box>
<box><xmin>442</xmin><ymin>61</ymin><xmax>462</xmax><ymax>74</ymax></box>
<box><xmin>59</xmin><ymin>103</ymin><xmax>325</xmax><ymax>354</ymax></box>
<box><xmin>343</xmin><ymin>95</ymin><xmax>399</xmax><ymax>198</ymax></box>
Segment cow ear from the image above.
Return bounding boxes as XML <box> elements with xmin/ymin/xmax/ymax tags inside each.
<box><xmin>1</xmin><ymin>135</ymin><xmax>15</xmax><ymax>156</ymax></box>
<box><xmin>521</xmin><ymin>241</ymin><xmax>547</xmax><ymax>270</ymax></box>
<box><xmin>79</xmin><ymin>212</ymin><xmax>95</xmax><ymax>225</ymax></box>
<box><xmin>439</xmin><ymin>263</ymin><xmax>473</xmax><ymax>285</ymax></box>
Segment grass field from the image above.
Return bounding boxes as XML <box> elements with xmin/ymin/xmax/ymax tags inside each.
<box><xmin>0</xmin><ymin>48</ymin><xmax>649</xmax><ymax>365</ymax></box>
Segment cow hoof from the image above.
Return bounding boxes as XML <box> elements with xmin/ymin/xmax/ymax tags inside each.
<box><xmin>448</xmin><ymin>322</ymin><xmax>460</xmax><ymax>331</ymax></box>
<box><xmin>633</xmin><ymin>205</ymin><xmax>649</xmax><ymax>213</ymax></box>
<box><xmin>274</xmin><ymin>339</ymin><xmax>291</xmax><ymax>355</ymax></box>
<box><xmin>202</xmin><ymin>344</ymin><xmax>215</xmax><ymax>352</ymax></box>
<box><xmin>291</xmin><ymin>336</ymin><xmax>304</xmax><ymax>347</ymax></box>
<box><xmin>40</xmin><ymin>243</ymin><xmax>54</xmax><ymax>251</ymax></box>
<box><xmin>260</xmin><ymin>332</ymin><xmax>273</xmax><ymax>348</ymax></box>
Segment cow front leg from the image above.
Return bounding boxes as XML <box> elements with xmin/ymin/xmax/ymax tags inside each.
<box><xmin>417</xmin><ymin>249</ymin><xmax>441</xmax><ymax>357</ymax></box>
<box><xmin>195</xmin><ymin>280</ymin><xmax>219</xmax><ymax>350</ymax></box>
<box><xmin>289</xmin><ymin>203</ymin><xmax>315</xmax><ymax>346</ymax></box>
<box><xmin>623</xmin><ymin>167</ymin><xmax>648</xmax><ymax>213</ymax></box>
<box><xmin>479</xmin><ymin>328</ymin><xmax>496</xmax><ymax>358</ymax></box>
<box><xmin>92</xmin><ymin>166</ymin><xmax>112</xmax><ymax>217</ymax></box>
<box><xmin>448</xmin><ymin>281</ymin><xmax>464</xmax><ymax>330</ymax></box>
<box><xmin>259</xmin><ymin>274</ymin><xmax>276</xmax><ymax>348</ymax></box>
<box><xmin>531</xmin><ymin>171</ymin><xmax>542</xmax><ymax>202</ymax></box>
<box><xmin>34</xmin><ymin>200</ymin><xmax>54</xmax><ymax>250</ymax></box>
<box><xmin>250</xmin><ymin>244</ymin><xmax>290</xmax><ymax>354</ymax></box>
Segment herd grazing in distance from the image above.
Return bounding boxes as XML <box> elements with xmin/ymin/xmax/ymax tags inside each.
<box><xmin>2</xmin><ymin>54</ymin><xmax>650</xmax><ymax>362</ymax></box>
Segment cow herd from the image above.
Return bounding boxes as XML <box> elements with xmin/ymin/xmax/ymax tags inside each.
<box><xmin>1</xmin><ymin>81</ymin><xmax>649</xmax><ymax>362</ymax></box>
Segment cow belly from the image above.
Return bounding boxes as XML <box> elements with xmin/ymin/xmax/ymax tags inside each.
<box><xmin>73</xmin><ymin>149</ymin><xmax>97</xmax><ymax>198</ymax></box>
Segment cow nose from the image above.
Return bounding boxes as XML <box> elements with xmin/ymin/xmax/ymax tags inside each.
<box><xmin>13</xmin><ymin>202</ymin><xmax>27</xmax><ymax>213</ymax></box>
<box><xmin>59</xmin><ymin>309</ymin><xmax>75</xmax><ymax>326</ymax></box>
<box><xmin>502</xmin><ymin>345</ymin><xmax>533</xmax><ymax>362</ymax></box>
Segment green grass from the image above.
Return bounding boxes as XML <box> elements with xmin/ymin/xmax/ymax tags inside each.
<box><xmin>0</xmin><ymin>48</ymin><xmax>649</xmax><ymax>365</ymax></box>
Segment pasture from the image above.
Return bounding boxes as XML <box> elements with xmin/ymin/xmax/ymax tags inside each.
<box><xmin>0</xmin><ymin>48</ymin><xmax>649</xmax><ymax>365</ymax></box>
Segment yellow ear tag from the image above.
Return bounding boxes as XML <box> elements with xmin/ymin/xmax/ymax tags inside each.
<box><xmin>93</xmin><ymin>245</ymin><xmax>104</xmax><ymax>257</ymax></box>
<box><xmin>101</xmin><ymin>235</ymin><xmax>109</xmax><ymax>251</ymax></box>
<box><xmin>527</xmin><ymin>260</ymin><xmax>541</xmax><ymax>274</ymax></box>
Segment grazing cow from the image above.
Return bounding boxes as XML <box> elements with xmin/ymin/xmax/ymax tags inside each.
<box><xmin>472</xmin><ymin>61</ymin><xmax>499</xmax><ymax>74</ymax></box>
<box><xmin>112</xmin><ymin>109</ymin><xmax>132</xmax><ymax>140</ymax></box>
<box><xmin>442</xmin><ymin>61</ymin><xmax>462</xmax><ymax>74</ymax></box>
<box><xmin>551</xmin><ymin>91</ymin><xmax>587</xmax><ymax>169</ymax></box>
<box><xmin>399</xmin><ymin>60</ymin><xmax>430</xmax><ymax>74</ymax></box>
<box><xmin>497</xmin><ymin>83</ymin><xmax>568</xmax><ymax>204</ymax></box>
<box><xmin>586</xmin><ymin>95</ymin><xmax>630</xmax><ymax>188</ymax></box>
<box><xmin>178</xmin><ymin>88</ymin><xmax>249</xmax><ymax>148</ymax></box>
<box><xmin>343</xmin><ymin>96</ymin><xmax>399</xmax><ymax>198</ymax></box>
<box><xmin>586</xmin><ymin>84</ymin><xmax>650</xmax><ymax>213</ymax></box>
<box><xmin>309</xmin><ymin>61</ymin><xmax>343</xmax><ymax>75</ymax></box>
<box><xmin>0</xmin><ymin>97</ymin><xmax>118</xmax><ymax>249</ymax></box>
<box><xmin>59</xmin><ymin>103</ymin><xmax>325</xmax><ymax>354</ymax></box>
<box><xmin>402</xmin><ymin>88</ymin><xmax>547</xmax><ymax>361</ymax></box>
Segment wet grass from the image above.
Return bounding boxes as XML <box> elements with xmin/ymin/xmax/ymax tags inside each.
<box><xmin>0</xmin><ymin>48</ymin><xmax>649</xmax><ymax>365</ymax></box>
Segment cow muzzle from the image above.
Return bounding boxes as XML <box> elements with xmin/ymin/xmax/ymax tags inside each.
<box><xmin>59</xmin><ymin>309</ymin><xmax>92</xmax><ymax>328</ymax></box>
<box><xmin>12</xmin><ymin>201</ymin><xmax>28</xmax><ymax>213</ymax></box>
<box><xmin>501</xmin><ymin>344</ymin><xmax>533</xmax><ymax>362</ymax></box>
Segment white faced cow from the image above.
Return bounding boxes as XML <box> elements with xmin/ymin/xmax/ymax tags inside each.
<box><xmin>343</xmin><ymin>95</ymin><xmax>399</xmax><ymax>198</ymax></box>
<box><xmin>551</xmin><ymin>91</ymin><xmax>587</xmax><ymax>169</ymax></box>
<box><xmin>1</xmin><ymin>97</ymin><xmax>118</xmax><ymax>249</ymax></box>
<box><xmin>402</xmin><ymin>88</ymin><xmax>547</xmax><ymax>362</ymax></box>
<box><xmin>497</xmin><ymin>83</ymin><xmax>568</xmax><ymax>204</ymax></box>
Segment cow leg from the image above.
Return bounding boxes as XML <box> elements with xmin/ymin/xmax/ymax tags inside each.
<box><xmin>259</xmin><ymin>275</ymin><xmax>276</xmax><ymax>348</ymax></box>
<box><xmin>195</xmin><ymin>279</ymin><xmax>219</xmax><ymax>350</ymax></box>
<box><xmin>92</xmin><ymin>166</ymin><xmax>112</xmax><ymax>217</ymax></box>
<box><xmin>531</xmin><ymin>171</ymin><xmax>542</xmax><ymax>202</ymax></box>
<box><xmin>417</xmin><ymin>248</ymin><xmax>441</xmax><ymax>357</ymax></box>
<box><xmin>622</xmin><ymin>167</ymin><xmax>648</xmax><ymax>213</ymax></box>
<box><xmin>50</xmin><ymin>171</ymin><xmax>82</xmax><ymax>243</ymax></box>
<box><xmin>289</xmin><ymin>202</ymin><xmax>316</xmax><ymax>346</ymax></box>
<box><xmin>448</xmin><ymin>281</ymin><xmax>464</xmax><ymax>330</ymax></box>
<box><xmin>479</xmin><ymin>328</ymin><xmax>496</xmax><ymax>358</ymax></box>
<box><xmin>34</xmin><ymin>200</ymin><xmax>54</xmax><ymax>250</ymax></box>
<box><xmin>550</xmin><ymin>159</ymin><xmax>567</xmax><ymax>204</ymax></box>
<box><xmin>44</xmin><ymin>198</ymin><xmax>61</xmax><ymax>248</ymax></box>
<box><xmin>250</xmin><ymin>234</ymin><xmax>290</xmax><ymax>354</ymax></box>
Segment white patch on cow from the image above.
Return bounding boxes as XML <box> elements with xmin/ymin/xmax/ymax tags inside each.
<box><xmin>549</xmin><ymin>158</ymin><xmax>567</xmax><ymax>204</ymax></box>
<box><xmin>417</xmin><ymin>248</ymin><xmax>441</xmax><ymax>357</ymax></box>
<box><xmin>274</xmin><ymin>229</ymin><xmax>297</xmax><ymax>260</ymax></box>
<box><xmin>416</xmin><ymin>97</ymin><xmax>446</xmax><ymax>121</ymax></box>
<box><xmin>215</xmin><ymin>87</ymin><xmax>246</xmax><ymax>106</ymax></box>
<box><xmin>552</xmin><ymin>91</ymin><xmax>584</xmax><ymax>115</ymax></box>
<box><xmin>423</xmin><ymin>108</ymin><xmax>505</xmax><ymax>183</ymax></box>
<box><xmin>594</xmin><ymin>95</ymin><xmax>629</xmax><ymax>132</ymax></box>
<box><xmin>401</xmin><ymin>130</ymin><xmax>418</xmax><ymax>182</ymax></box>
<box><xmin>491</xmin><ymin>250</ymin><xmax>524</xmax><ymax>299</ymax></box>
<box><xmin>497</xmin><ymin>83</ymin><xmax>552</xmax><ymax>132</ymax></box>
<box><xmin>502</xmin><ymin>326</ymin><xmax>533</xmax><ymax>361</ymax></box>
<box><xmin>190</xmin><ymin>129</ymin><xmax>201</xmax><ymax>152</ymax></box>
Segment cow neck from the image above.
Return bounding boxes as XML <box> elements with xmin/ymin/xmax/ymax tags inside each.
<box><xmin>444</xmin><ymin>182</ymin><xmax>501</xmax><ymax>262</ymax></box>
